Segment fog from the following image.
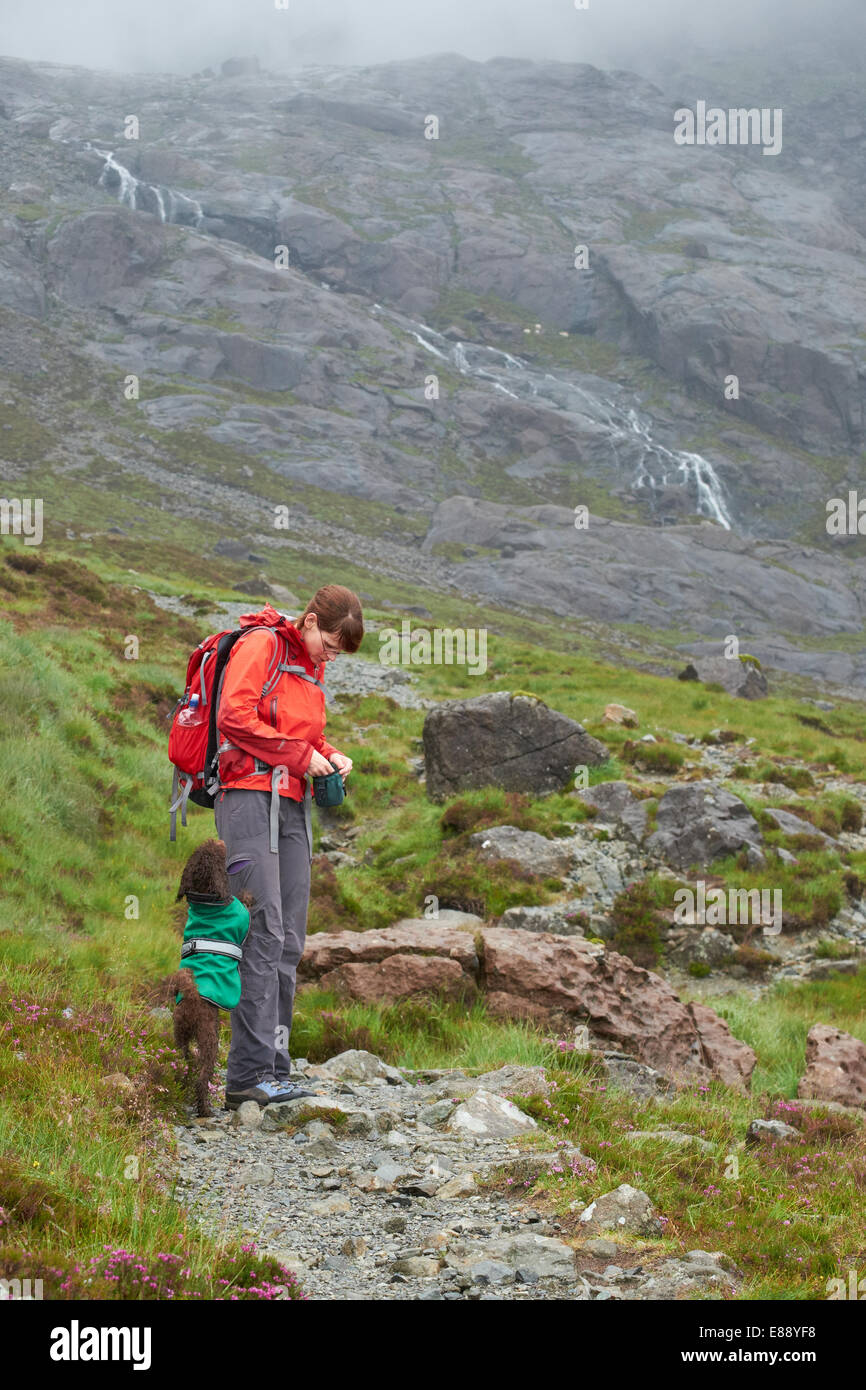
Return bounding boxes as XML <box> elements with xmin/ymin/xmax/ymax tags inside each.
<box><xmin>0</xmin><ymin>0</ymin><xmax>863</xmax><ymax>77</ymax></box>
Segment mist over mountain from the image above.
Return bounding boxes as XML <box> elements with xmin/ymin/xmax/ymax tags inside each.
<box><xmin>1</xmin><ymin>4</ymin><xmax>865</xmax><ymax>690</ymax></box>
<box><xmin>2</xmin><ymin>0</ymin><xmax>865</xmax><ymax>77</ymax></box>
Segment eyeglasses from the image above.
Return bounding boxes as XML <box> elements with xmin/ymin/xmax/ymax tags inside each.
<box><xmin>320</xmin><ymin>634</ymin><xmax>342</xmax><ymax>659</ymax></box>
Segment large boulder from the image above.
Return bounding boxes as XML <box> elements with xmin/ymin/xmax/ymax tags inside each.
<box><xmin>666</xmin><ymin>928</ymin><xmax>736</xmax><ymax>971</ymax></box>
<box><xmin>797</xmin><ymin>1024</ymin><xmax>866</xmax><ymax>1109</ymax></box>
<box><xmin>645</xmin><ymin>781</ymin><xmax>764</xmax><ymax>869</ymax></box>
<box><xmin>481</xmin><ymin>928</ymin><xmax>756</xmax><ymax>1091</ymax></box>
<box><xmin>47</xmin><ymin>208</ymin><xmax>166</xmax><ymax>307</ymax></box>
<box><xmin>422</xmin><ymin>692</ymin><xmax>607</xmax><ymax>800</ymax></box>
<box><xmin>678</xmin><ymin>655</ymin><xmax>768</xmax><ymax>699</ymax></box>
<box><xmin>444</xmin><ymin>1089</ymin><xmax>539</xmax><ymax>1139</ymax></box>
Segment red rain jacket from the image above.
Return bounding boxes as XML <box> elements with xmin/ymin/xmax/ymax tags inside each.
<box><xmin>216</xmin><ymin>604</ymin><xmax>337</xmax><ymax>803</ymax></box>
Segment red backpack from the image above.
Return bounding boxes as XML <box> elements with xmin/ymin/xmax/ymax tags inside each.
<box><xmin>167</xmin><ymin>623</ymin><xmax>286</xmax><ymax>842</ymax></box>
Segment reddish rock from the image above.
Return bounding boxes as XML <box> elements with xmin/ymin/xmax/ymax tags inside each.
<box><xmin>797</xmin><ymin>1024</ymin><xmax>866</xmax><ymax>1109</ymax></box>
<box><xmin>481</xmin><ymin>928</ymin><xmax>756</xmax><ymax>1089</ymax></box>
<box><xmin>484</xmin><ymin>991</ymin><xmax>570</xmax><ymax>1026</ymax></box>
<box><xmin>481</xmin><ymin>928</ymin><xmax>705</xmax><ymax>1081</ymax></box>
<box><xmin>319</xmin><ymin>953</ymin><xmax>473</xmax><ymax>1004</ymax></box>
<box><xmin>687</xmin><ymin>1002</ymin><xmax>756</xmax><ymax>1093</ymax></box>
<box><xmin>300</xmin><ymin>921</ymin><xmax>479</xmax><ymax>981</ymax></box>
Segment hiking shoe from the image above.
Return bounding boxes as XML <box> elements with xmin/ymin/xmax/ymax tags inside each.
<box><xmin>257</xmin><ymin>1079</ymin><xmax>314</xmax><ymax>1104</ymax></box>
<box><xmin>224</xmin><ymin>1085</ymin><xmax>271</xmax><ymax>1111</ymax></box>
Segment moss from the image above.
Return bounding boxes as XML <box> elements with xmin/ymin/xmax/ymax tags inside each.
<box><xmin>0</xmin><ymin>405</ymin><xmax>57</xmax><ymax>463</ymax></box>
<box><xmin>621</xmin><ymin>739</ymin><xmax>686</xmax><ymax>775</ymax></box>
<box><xmin>11</xmin><ymin>203</ymin><xmax>51</xmax><ymax>222</ymax></box>
<box><xmin>813</xmin><ymin>938</ymin><xmax>857</xmax><ymax>961</ymax></box>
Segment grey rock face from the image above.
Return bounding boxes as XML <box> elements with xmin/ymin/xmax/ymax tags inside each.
<box><xmin>598</xmin><ymin>1052</ymin><xmax>678</xmax><ymax>1102</ymax></box>
<box><xmin>577</xmin><ymin>1184</ymin><xmax>662</xmax><ymax>1237</ymax></box>
<box><xmin>5</xmin><ymin>48</ymin><xmax>866</xmax><ymax>696</ymax></box>
<box><xmin>678</xmin><ymin>655</ymin><xmax>768</xmax><ymax>700</ymax></box>
<box><xmin>575</xmin><ymin>781</ymin><xmax>649</xmax><ymax>841</ymax></box>
<box><xmin>746</xmin><ymin>1118</ymin><xmax>800</xmax><ymax>1144</ymax></box>
<box><xmin>646</xmin><ymin>781</ymin><xmax>764</xmax><ymax>870</ymax></box>
<box><xmin>496</xmin><ymin>902</ymin><xmax>588</xmax><ymax>935</ymax></box>
<box><xmin>666</xmin><ymin>928</ymin><xmax>737</xmax><ymax>971</ymax></box>
<box><xmin>763</xmin><ymin>807</ymin><xmax>839</xmax><ymax>847</ymax></box>
<box><xmin>469</xmin><ymin>824</ymin><xmax>578</xmax><ymax>879</ymax></box>
<box><xmin>423</xmin><ymin>691</ymin><xmax>608</xmax><ymax>800</ymax></box>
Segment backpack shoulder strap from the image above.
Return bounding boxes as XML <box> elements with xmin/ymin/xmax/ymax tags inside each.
<box><xmin>279</xmin><ymin>662</ymin><xmax>325</xmax><ymax>691</ymax></box>
<box><xmin>267</xmin><ymin>630</ymin><xmax>326</xmax><ymax>692</ymax></box>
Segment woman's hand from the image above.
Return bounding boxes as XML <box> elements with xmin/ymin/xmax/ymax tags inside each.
<box><xmin>307</xmin><ymin>749</ymin><xmax>336</xmax><ymax>777</ymax></box>
<box><xmin>328</xmin><ymin>751</ymin><xmax>353</xmax><ymax>783</ymax></box>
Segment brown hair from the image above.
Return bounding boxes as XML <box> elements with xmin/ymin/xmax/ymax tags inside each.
<box><xmin>298</xmin><ymin>584</ymin><xmax>364</xmax><ymax>653</ymax></box>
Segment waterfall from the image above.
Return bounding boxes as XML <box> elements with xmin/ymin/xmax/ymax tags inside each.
<box><xmin>391</xmin><ymin>309</ymin><xmax>733</xmax><ymax>529</ymax></box>
<box><xmin>86</xmin><ymin>143</ymin><xmax>204</xmax><ymax>229</ymax></box>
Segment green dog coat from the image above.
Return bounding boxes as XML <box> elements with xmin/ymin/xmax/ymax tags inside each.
<box><xmin>176</xmin><ymin>896</ymin><xmax>250</xmax><ymax>1010</ymax></box>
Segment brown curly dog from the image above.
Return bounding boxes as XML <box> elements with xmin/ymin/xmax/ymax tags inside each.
<box><xmin>166</xmin><ymin>838</ymin><xmax>254</xmax><ymax>1118</ymax></box>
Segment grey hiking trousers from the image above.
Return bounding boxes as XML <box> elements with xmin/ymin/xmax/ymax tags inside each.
<box><xmin>214</xmin><ymin>786</ymin><xmax>313</xmax><ymax>1092</ymax></box>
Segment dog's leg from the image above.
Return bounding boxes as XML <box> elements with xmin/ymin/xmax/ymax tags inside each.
<box><xmin>169</xmin><ymin>970</ymin><xmax>200</xmax><ymax>1113</ymax></box>
<box><xmin>195</xmin><ymin>1002</ymin><xmax>220</xmax><ymax>1118</ymax></box>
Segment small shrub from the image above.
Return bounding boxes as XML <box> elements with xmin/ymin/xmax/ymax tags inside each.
<box><xmin>607</xmin><ymin>880</ymin><xmax>667</xmax><ymax>967</ymax></box>
<box><xmin>440</xmin><ymin>791</ymin><xmax>532</xmax><ymax>836</ymax></box>
<box><xmin>753</xmin><ymin>762</ymin><xmax>815</xmax><ymax>791</ymax></box>
<box><xmin>734</xmin><ymin>945</ymin><xmax>777</xmax><ymax>974</ymax></box>
<box><xmin>308</xmin><ymin>858</ymin><xmax>358</xmax><ymax>933</ymax></box>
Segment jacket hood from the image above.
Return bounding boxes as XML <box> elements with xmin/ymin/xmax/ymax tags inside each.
<box><xmin>239</xmin><ymin>602</ymin><xmax>293</xmax><ymax>630</ymax></box>
<box><xmin>237</xmin><ymin>604</ymin><xmax>310</xmax><ymax>664</ymax></box>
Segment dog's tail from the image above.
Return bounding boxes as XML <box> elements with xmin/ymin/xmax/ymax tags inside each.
<box><xmin>167</xmin><ymin>968</ymin><xmax>200</xmax><ymax>1000</ymax></box>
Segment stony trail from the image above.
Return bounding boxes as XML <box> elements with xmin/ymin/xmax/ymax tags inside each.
<box><xmin>171</xmin><ymin>1050</ymin><xmax>740</xmax><ymax>1301</ymax></box>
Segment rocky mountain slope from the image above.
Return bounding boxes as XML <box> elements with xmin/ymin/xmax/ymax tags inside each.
<box><xmin>1</xmin><ymin>48</ymin><xmax>865</xmax><ymax>686</ymax></box>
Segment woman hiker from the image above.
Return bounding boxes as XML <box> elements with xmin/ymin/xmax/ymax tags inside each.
<box><xmin>214</xmin><ymin>584</ymin><xmax>364</xmax><ymax>1109</ymax></box>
